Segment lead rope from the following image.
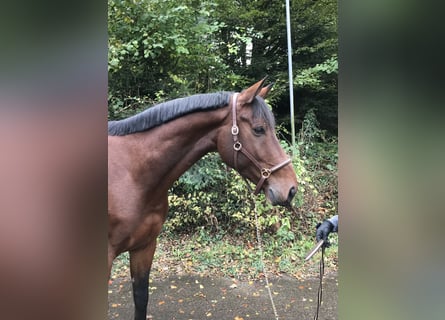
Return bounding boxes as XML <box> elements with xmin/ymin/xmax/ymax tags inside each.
<box><xmin>253</xmin><ymin>202</ymin><xmax>326</xmax><ymax>320</ymax></box>
<box><xmin>313</xmin><ymin>246</ymin><xmax>325</xmax><ymax>320</ymax></box>
<box><xmin>252</xmin><ymin>197</ymin><xmax>280</xmax><ymax>320</ymax></box>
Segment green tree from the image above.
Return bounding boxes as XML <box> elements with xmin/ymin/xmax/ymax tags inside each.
<box><xmin>108</xmin><ymin>0</ymin><xmax>338</xmax><ymax>133</ymax></box>
<box><xmin>108</xmin><ymin>0</ymin><xmax>232</xmax><ymax>119</ymax></box>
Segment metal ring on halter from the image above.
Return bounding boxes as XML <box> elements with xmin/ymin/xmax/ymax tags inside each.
<box><xmin>261</xmin><ymin>168</ymin><xmax>271</xmax><ymax>178</ymax></box>
<box><xmin>233</xmin><ymin>141</ymin><xmax>242</xmax><ymax>151</ymax></box>
<box><xmin>231</xmin><ymin>125</ymin><xmax>239</xmax><ymax>135</ymax></box>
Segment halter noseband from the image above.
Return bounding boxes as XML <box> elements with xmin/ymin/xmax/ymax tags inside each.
<box><xmin>230</xmin><ymin>93</ymin><xmax>292</xmax><ymax>195</ymax></box>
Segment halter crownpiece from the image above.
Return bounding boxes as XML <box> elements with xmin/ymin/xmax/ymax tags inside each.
<box><xmin>230</xmin><ymin>93</ymin><xmax>292</xmax><ymax>195</ymax></box>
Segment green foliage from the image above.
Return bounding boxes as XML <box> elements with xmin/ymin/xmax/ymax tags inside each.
<box><xmin>299</xmin><ymin>108</ymin><xmax>338</xmax><ymax>170</ymax></box>
<box><xmin>166</xmin><ymin>153</ymin><xmax>254</xmax><ymax>234</ymax></box>
<box><xmin>113</xmin><ymin>227</ymin><xmax>338</xmax><ymax>279</ymax></box>
<box><xmin>298</xmin><ymin>108</ymin><xmax>338</xmax><ymax>219</ymax></box>
<box><xmin>295</xmin><ymin>55</ymin><xmax>338</xmax><ymax>89</ymax></box>
<box><xmin>108</xmin><ymin>0</ymin><xmax>338</xmax><ymax>130</ymax></box>
<box><xmin>108</xmin><ymin>0</ymin><xmax>236</xmax><ymax>117</ymax></box>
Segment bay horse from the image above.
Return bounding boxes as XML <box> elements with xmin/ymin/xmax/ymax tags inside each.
<box><xmin>108</xmin><ymin>79</ymin><xmax>298</xmax><ymax>320</ymax></box>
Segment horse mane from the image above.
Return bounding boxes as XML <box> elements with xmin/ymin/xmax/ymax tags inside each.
<box><xmin>108</xmin><ymin>92</ymin><xmax>232</xmax><ymax>136</ymax></box>
<box><xmin>108</xmin><ymin>91</ymin><xmax>275</xmax><ymax>136</ymax></box>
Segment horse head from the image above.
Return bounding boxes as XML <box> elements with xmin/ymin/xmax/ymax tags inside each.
<box><xmin>217</xmin><ymin>79</ymin><xmax>298</xmax><ymax>206</ymax></box>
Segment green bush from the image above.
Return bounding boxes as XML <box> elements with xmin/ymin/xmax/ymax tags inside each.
<box><xmin>166</xmin><ymin>153</ymin><xmax>254</xmax><ymax>234</ymax></box>
<box><xmin>164</xmin><ymin>138</ymin><xmax>336</xmax><ymax>240</ymax></box>
<box><xmin>298</xmin><ymin>108</ymin><xmax>338</xmax><ymax>220</ymax></box>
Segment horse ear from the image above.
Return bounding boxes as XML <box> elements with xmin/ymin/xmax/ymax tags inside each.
<box><xmin>238</xmin><ymin>78</ymin><xmax>267</xmax><ymax>104</ymax></box>
<box><xmin>258</xmin><ymin>82</ymin><xmax>274</xmax><ymax>98</ymax></box>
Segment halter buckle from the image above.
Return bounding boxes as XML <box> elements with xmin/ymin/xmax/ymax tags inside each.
<box><xmin>231</xmin><ymin>125</ymin><xmax>239</xmax><ymax>135</ymax></box>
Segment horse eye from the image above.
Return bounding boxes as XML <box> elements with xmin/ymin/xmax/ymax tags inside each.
<box><xmin>253</xmin><ymin>126</ymin><xmax>266</xmax><ymax>135</ymax></box>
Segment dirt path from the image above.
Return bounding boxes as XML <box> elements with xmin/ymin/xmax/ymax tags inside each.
<box><xmin>108</xmin><ymin>273</ymin><xmax>337</xmax><ymax>320</ymax></box>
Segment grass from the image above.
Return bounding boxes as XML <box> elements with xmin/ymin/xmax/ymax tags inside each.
<box><xmin>111</xmin><ymin>227</ymin><xmax>338</xmax><ymax>281</ymax></box>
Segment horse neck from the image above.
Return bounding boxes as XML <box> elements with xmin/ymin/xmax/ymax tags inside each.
<box><xmin>127</xmin><ymin>107</ymin><xmax>229</xmax><ymax>192</ymax></box>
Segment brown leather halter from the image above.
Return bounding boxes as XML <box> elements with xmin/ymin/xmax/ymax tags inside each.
<box><xmin>230</xmin><ymin>93</ymin><xmax>292</xmax><ymax>195</ymax></box>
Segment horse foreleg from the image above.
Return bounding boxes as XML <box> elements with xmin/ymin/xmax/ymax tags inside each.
<box><xmin>130</xmin><ymin>242</ymin><xmax>157</xmax><ymax>320</ymax></box>
<box><xmin>108</xmin><ymin>243</ymin><xmax>117</xmax><ymax>279</ymax></box>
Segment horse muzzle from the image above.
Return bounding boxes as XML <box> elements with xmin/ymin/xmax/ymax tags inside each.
<box><xmin>267</xmin><ymin>185</ymin><xmax>297</xmax><ymax>207</ymax></box>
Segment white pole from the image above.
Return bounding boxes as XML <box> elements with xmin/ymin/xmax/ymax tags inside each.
<box><xmin>285</xmin><ymin>0</ymin><xmax>295</xmax><ymax>148</ymax></box>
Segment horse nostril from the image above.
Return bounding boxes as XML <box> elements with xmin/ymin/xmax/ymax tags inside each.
<box><xmin>288</xmin><ymin>186</ymin><xmax>296</xmax><ymax>202</ymax></box>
